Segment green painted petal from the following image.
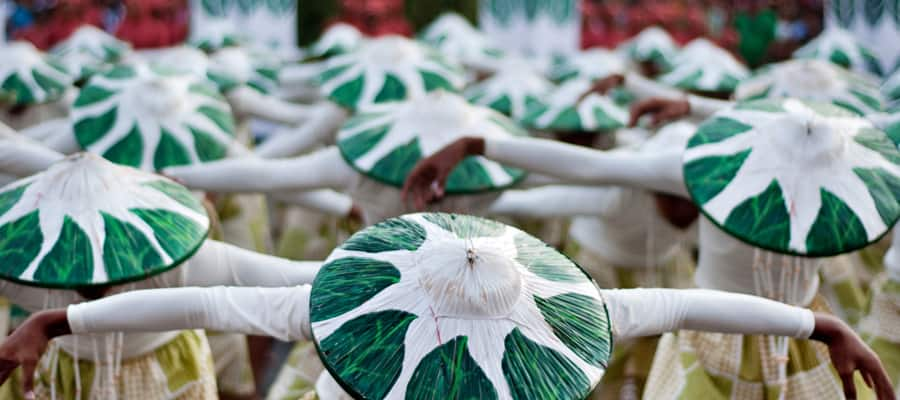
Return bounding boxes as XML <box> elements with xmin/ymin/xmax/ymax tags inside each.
<box><xmin>722</xmin><ymin>180</ymin><xmax>791</xmax><ymax>252</ymax></box>
<box><xmin>153</xmin><ymin>129</ymin><xmax>192</xmax><ymax>170</ymax></box>
<box><xmin>852</xmin><ymin>167</ymin><xmax>900</xmax><ymax>226</ymax></box>
<box><xmin>32</xmin><ymin>70</ymin><xmax>65</xmax><ymax>97</ymax></box>
<box><xmin>341</xmin><ymin>218</ymin><xmax>427</xmax><ymax>253</ymax></box>
<box><xmin>197</xmin><ymin>105</ymin><xmax>235</xmax><ymax>135</ymax></box>
<box><xmin>534</xmin><ymin>293</ymin><xmax>612</xmax><ymax>367</ymax></box>
<box><xmin>102</xmin><ymin>125</ymin><xmax>143</xmax><ymax>168</ymax></box>
<box><xmin>130</xmin><ymin>208</ymin><xmax>206</xmax><ymax>259</ymax></box>
<box><xmin>684</xmin><ymin>149</ymin><xmax>752</xmax><ymax>205</ymax></box>
<box><xmin>405</xmin><ymin>336</ymin><xmax>498</xmax><ymax>400</ymax></box>
<box><xmin>330</xmin><ymin>75</ymin><xmax>365</xmax><ymax>109</ymax></box>
<box><xmin>0</xmin><ymin>184</ymin><xmax>28</xmax><ymax>217</ymax></box>
<box><xmin>1</xmin><ymin>74</ymin><xmax>35</xmax><ymax>105</ymax></box>
<box><xmin>514</xmin><ymin>233</ymin><xmax>587</xmax><ymax>282</ymax></box>
<box><xmin>489</xmin><ymin>95</ymin><xmax>513</xmax><ymax>116</ymax></box>
<box><xmin>74</xmin><ymin>107</ymin><xmax>118</xmax><ymax>148</ymax></box>
<box><xmin>673</xmin><ymin>70</ymin><xmax>703</xmax><ymax>90</ymax></box>
<box><xmin>374</xmin><ymin>74</ymin><xmax>407</xmax><ymax>103</ymax></box>
<box><xmin>104</xmin><ymin>65</ymin><xmax>137</xmax><ymax>79</ymax></box>
<box><xmin>33</xmin><ymin>216</ymin><xmax>93</xmax><ymax>285</ymax></box>
<box><xmin>549</xmin><ymin>108</ymin><xmax>582</xmax><ymax>131</ymax></box>
<box><xmin>855</xmin><ymin>127</ymin><xmax>900</xmax><ymax>164</ymax></box>
<box><xmin>318</xmin><ymin>310</ymin><xmax>417</xmax><ymax>400</ymax></box>
<box><xmin>423</xmin><ymin>213</ymin><xmax>507</xmax><ymax>238</ymax></box>
<box><xmin>310</xmin><ymin>257</ymin><xmax>401</xmax><ymax>322</ymax></box>
<box><xmin>805</xmin><ymin>189</ymin><xmax>868</xmax><ymax>256</ymax></box>
<box><xmin>733</xmin><ymin>99</ymin><xmax>784</xmax><ymax>113</ymax></box>
<box><xmin>687</xmin><ymin>117</ymin><xmax>753</xmax><ymax>148</ymax></box>
<box><xmin>73</xmin><ymin>85</ymin><xmax>116</xmax><ymax>107</ymax></box>
<box><xmin>501</xmin><ymin>327</ymin><xmax>591</xmax><ymax>400</ymax></box>
<box><xmin>101</xmin><ymin>212</ymin><xmax>164</xmax><ymax>281</ymax></box>
<box><xmin>369</xmin><ymin>138</ymin><xmax>422</xmax><ymax>186</ymax></box>
<box><xmin>189</xmin><ymin>126</ymin><xmax>228</xmax><ymax>162</ymax></box>
<box><xmin>420</xmin><ymin>70</ymin><xmax>454</xmax><ymax>92</ymax></box>
<box><xmin>0</xmin><ymin>211</ymin><xmax>42</xmax><ymax>280</ymax></box>
<box><xmin>445</xmin><ymin>157</ymin><xmax>495</xmax><ymax>192</ymax></box>
<box><xmin>319</xmin><ymin>65</ymin><xmax>351</xmax><ymax>83</ymax></box>
<box><xmin>143</xmin><ymin>180</ymin><xmax>206</xmax><ymax>214</ymax></box>
<box><xmin>339</xmin><ymin>126</ymin><xmax>390</xmax><ymax>161</ymax></box>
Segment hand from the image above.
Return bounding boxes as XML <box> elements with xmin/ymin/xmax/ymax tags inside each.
<box><xmin>577</xmin><ymin>74</ymin><xmax>625</xmax><ymax>102</ymax></box>
<box><xmin>402</xmin><ymin>137</ymin><xmax>484</xmax><ymax>210</ymax></box>
<box><xmin>629</xmin><ymin>97</ymin><xmax>691</xmax><ymax>127</ymax></box>
<box><xmin>811</xmin><ymin>313</ymin><xmax>894</xmax><ymax>399</ymax></box>
<box><xmin>0</xmin><ymin>309</ymin><xmax>70</xmax><ymax>398</ymax></box>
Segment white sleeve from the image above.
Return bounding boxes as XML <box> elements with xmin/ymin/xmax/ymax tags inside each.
<box><xmin>180</xmin><ymin>240</ymin><xmax>321</xmax><ymax>287</ymax></box>
<box><xmin>18</xmin><ymin>118</ymin><xmax>68</xmax><ymax>141</ymax></box>
<box><xmin>483</xmin><ymin>136</ymin><xmax>688</xmax><ymax>197</ymax></box>
<box><xmin>885</xmin><ymin>226</ymin><xmax>900</xmax><ymax>282</ymax></box>
<box><xmin>42</xmin><ymin>126</ymin><xmax>80</xmax><ymax>154</ymax></box>
<box><xmin>271</xmin><ymin>189</ymin><xmax>354</xmax><ymax>217</ymax></box>
<box><xmin>68</xmin><ymin>286</ymin><xmax>312</xmax><ymax>341</ymax></box>
<box><xmin>227</xmin><ymin>86</ymin><xmax>314</xmax><ymax>126</ymax></box>
<box><xmin>686</xmin><ymin>95</ymin><xmax>732</xmax><ymax>118</ymax></box>
<box><xmin>162</xmin><ymin>147</ymin><xmax>354</xmax><ymax>193</ymax></box>
<box><xmin>601</xmin><ymin>288</ymin><xmax>816</xmax><ymax>340</ymax></box>
<box><xmin>488</xmin><ymin>185</ymin><xmax>624</xmax><ymax>218</ymax></box>
<box><xmin>622</xmin><ymin>72</ymin><xmax>683</xmax><ymax>99</ymax></box>
<box><xmin>0</xmin><ymin>139</ymin><xmax>64</xmax><ymax>177</ymax></box>
<box><xmin>254</xmin><ymin>102</ymin><xmax>348</xmax><ymax>158</ymax></box>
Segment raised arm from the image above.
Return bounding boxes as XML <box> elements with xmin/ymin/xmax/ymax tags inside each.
<box><xmin>163</xmin><ymin>147</ymin><xmax>354</xmax><ymax>193</ymax></box>
<box><xmin>226</xmin><ymin>86</ymin><xmax>315</xmax><ymax>126</ymax></box>
<box><xmin>254</xmin><ymin>102</ymin><xmax>348</xmax><ymax>158</ymax></box>
<box><xmin>603</xmin><ymin>287</ymin><xmax>894</xmax><ymax>399</ymax></box>
<box><xmin>403</xmin><ymin>136</ymin><xmax>686</xmax><ymax>209</ymax></box>
<box><xmin>180</xmin><ymin>240</ymin><xmax>322</xmax><ymax>287</ymax></box>
<box><xmin>270</xmin><ymin>189</ymin><xmax>355</xmax><ymax>218</ymax></box>
<box><xmin>488</xmin><ymin>185</ymin><xmax>624</xmax><ymax>218</ymax></box>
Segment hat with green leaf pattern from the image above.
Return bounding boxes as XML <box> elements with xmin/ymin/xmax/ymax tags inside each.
<box><xmin>617</xmin><ymin>26</ymin><xmax>678</xmax><ymax>72</ymax></box>
<box><xmin>683</xmin><ymin>98</ymin><xmax>900</xmax><ymax>256</ymax></box>
<box><xmin>465</xmin><ymin>63</ymin><xmax>555</xmax><ymax>120</ymax></box>
<box><xmin>520</xmin><ymin>79</ymin><xmax>628</xmax><ymax>133</ymax></box>
<box><xmin>793</xmin><ymin>27</ymin><xmax>883</xmax><ymax>77</ymax></box>
<box><xmin>549</xmin><ymin>48</ymin><xmax>628</xmax><ymax>83</ymax></box>
<box><xmin>420</xmin><ymin>13</ymin><xmax>505</xmax><ymax>72</ymax></box>
<box><xmin>310</xmin><ymin>212</ymin><xmax>612</xmax><ymax>400</ymax></box>
<box><xmin>208</xmin><ymin>46</ymin><xmax>281</xmax><ymax>94</ymax></box>
<box><xmin>317</xmin><ymin>36</ymin><xmax>466</xmax><ymax>111</ymax></box>
<box><xmin>0</xmin><ymin>42</ymin><xmax>73</xmax><ymax>106</ymax></box>
<box><xmin>50</xmin><ymin>25</ymin><xmax>131</xmax><ymax>82</ymax></box>
<box><xmin>735</xmin><ymin>59</ymin><xmax>884</xmax><ymax>115</ymax></box>
<box><xmin>72</xmin><ymin>63</ymin><xmax>237</xmax><ymax>172</ymax></box>
<box><xmin>658</xmin><ymin>39</ymin><xmax>749</xmax><ymax>94</ymax></box>
<box><xmin>882</xmin><ymin>68</ymin><xmax>900</xmax><ymax>102</ymax></box>
<box><xmin>337</xmin><ymin>91</ymin><xmax>527</xmax><ymax>193</ymax></box>
<box><xmin>0</xmin><ymin>153</ymin><xmax>209</xmax><ymax>288</ymax></box>
<box><xmin>307</xmin><ymin>23</ymin><xmax>364</xmax><ymax>60</ymax></box>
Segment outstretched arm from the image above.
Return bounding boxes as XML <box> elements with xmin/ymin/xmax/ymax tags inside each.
<box><xmin>488</xmin><ymin>185</ymin><xmax>623</xmax><ymax>218</ymax></box>
<box><xmin>254</xmin><ymin>102</ymin><xmax>348</xmax><ymax>158</ymax></box>
<box><xmin>163</xmin><ymin>147</ymin><xmax>354</xmax><ymax>193</ymax></box>
<box><xmin>18</xmin><ymin>118</ymin><xmax>68</xmax><ymax>142</ymax></box>
<box><xmin>603</xmin><ymin>288</ymin><xmax>894</xmax><ymax>400</ymax></box>
<box><xmin>270</xmin><ymin>189</ymin><xmax>355</xmax><ymax>218</ymax></box>
<box><xmin>403</xmin><ymin>136</ymin><xmax>686</xmax><ymax>209</ymax></box>
<box><xmin>227</xmin><ymin>86</ymin><xmax>315</xmax><ymax>126</ymax></box>
<box><xmin>0</xmin><ymin>138</ymin><xmax>64</xmax><ymax>177</ymax></box>
<box><xmin>180</xmin><ymin>240</ymin><xmax>322</xmax><ymax>287</ymax></box>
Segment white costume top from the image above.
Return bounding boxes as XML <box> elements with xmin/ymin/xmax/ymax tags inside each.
<box><xmin>1</xmin><ymin>240</ymin><xmax>321</xmax><ymax>360</ymax></box>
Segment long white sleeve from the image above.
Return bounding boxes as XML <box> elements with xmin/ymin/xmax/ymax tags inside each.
<box><xmin>227</xmin><ymin>86</ymin><xmax>314</xmax><ymax>125</ymax></box>
<box><xmin>0</xmin><ymin>138</ymin><xmax>64</xmax><ymax>177</ymax></box>
<box><xmin>18</xmin><ymin>118</ymin><xmax>69</xmax><ymax>141</ymax></box>
<box><xmin>488</xmin><ymin>185</ymin><xmax>623</xmax><ymax>218</ymax></box>
<box><xmin>601</xmin><ymin>288</ymin><xmax>816</xmax><ymax>340</ymax></box>
<box><xmin>254</xmin><ymin>102</ymin><xmax>348</xmax><ymax>158</ymax></box>
<box><xmin>271</xmin><ymin>189</ymin><xmax>354</xmax><ymax>217</ymax></box>
<box><xmin>687</xmin><ymin>95</ymin><xmax>732</xmax><ymax>118</ymax></box>
<box><xmin>181</xmin><ymin>240</ymin><xmax>321</xmax><ymax>287</ymax></box>
<box><xmin>163</xmin><ymin>147</ymin><xmax>354</xmax><ymax>193</ymax></box>
<box><xmin>623</xmin><ymin>72</ymin><xmax>682</xmax><ymax>99</ymax></box>
<box><xmin>68</xmin><ymin>286</ymin><xmax>312</xmax><ymax>342</ymax></box>
<box><xmin>42</xmin><ymin>126</ymin><xmax>80</xmax><ymax>154</ymax></box>
<box><xmin>484</xmin><ymin>136</ymin><xmax>688</xmax><ymax>197</ymax></box>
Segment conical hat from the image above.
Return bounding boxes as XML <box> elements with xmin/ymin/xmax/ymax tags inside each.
<box><xmin>336</xmin><ymin>91</ymin><xmax>527</xmax><ymax>193</ymax></box>
<box><xmin>549</xmin><ymin>49</ymin><xmax>628</xmax><ymax>83</ymax></box>
<box><xmin>317</xmin><ymin>36</ymin><xmax>466</xmax><ymax>111</ymax></box>
<box><xmin>683</xmin><ymin>98</ymin><xmax>900</xmax><ymax>256</ymax></box>
<box><xmin>419</xmin><ymin>13</ymin><xmax>505</xmax><ymax>71</ymax></box>
<box><xmin>0</xmin><ymin>153</ymin><xmax>208</xmax><ymax>288</ymax></box>
<box><xmin>310</xmin><ymin>212</ymin><xmax>612</xmax><ymax>400</ymax></box>
<box><xmin>308</xmin><ymin>23</ymin><xmax>364</xmax><ymax>59</ymax></box>
<box><xmin>148</xmin><ymin>46</ymin><xmax>242</xmax><ymax>93</ymax></box>
<box><xmin>465</xmin><ymin>63</ymin><xmax>555</xmax><ymax>120</ymax></box>
<box><xmin>882</xmin><ymin>68</ymin><xmax>900</xmax><ymax>102</ymax></box>
<box><xmin>208</xmin><ymin>47</ymin><xmax>281</xmax><ymax>94</ymax></box>
<box><xmin>735</xmin><ymin>59</ymin><xmax>884</xmax><ymax>115</ymax></box>
<box><xmin>793</xmin><ymin>27</ymin><xmax>883</xmax><ymax>76</ymax></box>
<box><xmin>72</xmin><ymin>63</ymin><xmax>237</xmax><ymax>171</ymax></box>
<box><xmin>50</xmin><ymin>25</ymin><xmax>131</xmax><ymax>82</ymax></box>
<box><xmin>520</xmin><ymin>79</ymin><xmax>628</xmax><ymax>133</ymax></box>
<box><xmin>190</xmin><ymin>19</ymin><xmax>246</xmax><ymax>52</ymax></box>
<box><xmin>0</xmin><ymin>42</ymin><xmax>73</xmax><ymax>106</ymax></box>
<box><xmin>658</xmin><ymin>39</ymin><xmax>749</xmax><ymax>94</ymax></box>
<box><xmin>617</xmin><ymin>26</ymin><xmax>678</xmax><ymax>71</ymax></box>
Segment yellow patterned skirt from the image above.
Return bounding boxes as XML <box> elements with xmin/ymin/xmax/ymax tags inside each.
<box><xmin>33</xmin><ymin>330</ymin><xmax>217</xmax><ymax>400</ymax></box>
<box><xmin>265</xmin><ymin>341</ymin><xmax>324</xmax><ymax>400</ymax></box>
<box><xmin>860</xmin><ymin>277</ymin><xmax>900</xmax><ymax>398</ymax></box>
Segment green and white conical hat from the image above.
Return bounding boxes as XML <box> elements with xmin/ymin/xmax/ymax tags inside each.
<box><xmin>869</xmin><ymin>110</ymin><xmax>900</xmax><ymax>147</ymax></box>
<box><xmin>882</xmin><ymin>69</ymin><xmax>900</xmax><ymax>102</ymax></box>
<box><xmin>190</xmin><ymin>19</ymin><xmax>246</xmax><ymax>52</ymax></box>
<box><xmin>50</xmin><ymin>25</ymin><xmax>131</xmax><ymax>82</ymax></box>
<box><xmin>734</xmin><ymin>59</ymin><xmax>884</xmax><ymax>115</ymax></box>
<box><xmin>336</xmin><ymin>91</ymin><xmax>527</xmax><ymax>193</ymax></box>
<box><xmin>149</xmin><ymin>46</ymin><xmax>242</xmax><ymax>93</ymax></box>
<box><xmin>465</xmin><ymin>63</ymin><xmax>555</xmax><ymax>120</ymax></box>
<box><xmin>548</xmin><ymin>49</ymin><xmax>628</xmax><ymax>83</ymax></box>
<box><xmin>420</xmin><ymin>13</ymin><xmax>505</xmax><ymax>71</ymax></box>
<box><xmin>793</xmin><ymin>27</ymin><xmax>883</xmax><ymax>77</ymax></box>
<box><xmin>617</xmin><ymin>26</ymin><xmax>678</xmax><ymax>71</ymax></box>
<box><xmin>310</xmin><ymin>212</ymin><xmax>612</xmax><ymax>400</ymax></box>
<box><xmin>209</xmin><ymin>47</ymin><xmax>281</xmax><ymax>94</ymax></box>
<box><xmin>307</xmin><ymin>23</ymin><xmax>365</xmax><ymax>59</ymax></box>
<box><xmin>0</xmin><ymin>42</ymin><xmax>73</xmax><ymax>106</ymax></box>
<box><xmin>683</xmin><ymin>98</ymin><xmax>900</xmax><ymax>256</ymax></box>
<box><xmin>658</xmin><ymin>39</ymin><xmax>749</xmax><ymax>94</ymax></box>
<box><xmin>72</xmin><ymin>63</ymin><xmax>237</xmax><ymax>172</ymax></box>
<box><xmin>317</xmin><ymin>36</ymin><xmax>466</xmax><ymax>111</ymax></box>
<box><xmin>0</xmin><ymin>153</ymin><xmax>209</xmax><ymax>288</ymax></box>
<box><xmin>520</xmin><ymin>79</ymin><xmax>628</xmax><ymax>133</ymax></box>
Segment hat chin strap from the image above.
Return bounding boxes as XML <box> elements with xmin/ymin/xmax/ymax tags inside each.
<box><xmin>417</xmin><ymin>237</ymin><xmax>523</xmax><ymax>319</ymax></box>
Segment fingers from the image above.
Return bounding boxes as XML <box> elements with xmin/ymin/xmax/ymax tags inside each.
<box><xmin>0</xmin><ymin>359</ymin><xmax>18</xmax><ymax>385</ymax></box>
<box><xmin>840</xmin><ymin>370</ymin><xmax>857</xmax><ymax>400</ymax></box>
<box><xmin>863</xmin><ymin>358</ymin><xmax>895</xmax><ymax>400</ymax></box>
<box><xmin>628</xmin><ymin>99</ymin><xmax>663</xmax><ymax>127</ymax></box>
<box><xmin>21</xmin><ymin>360</ymin><xmax>36</xmax><ymax>398</ymax></box>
